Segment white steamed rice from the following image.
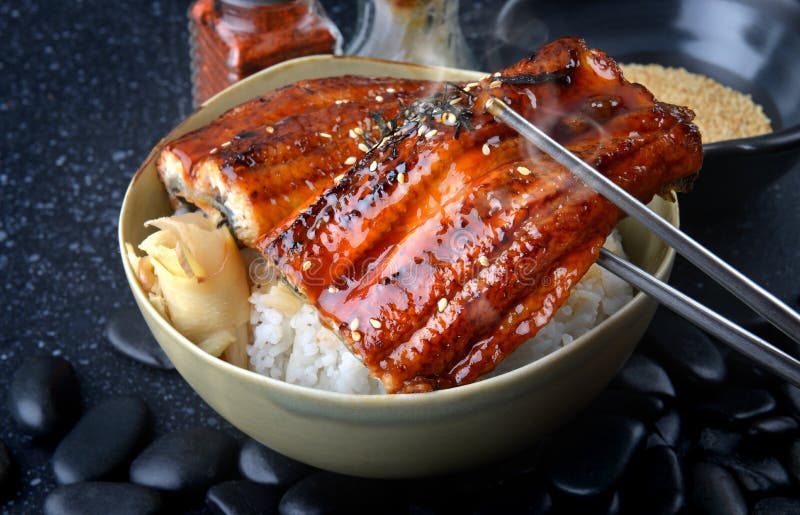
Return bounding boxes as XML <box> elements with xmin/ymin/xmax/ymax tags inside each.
<box><xmin>247</xmin><ymin>230</ymin><xmax>633</xmax><ymax>394</ymax></box>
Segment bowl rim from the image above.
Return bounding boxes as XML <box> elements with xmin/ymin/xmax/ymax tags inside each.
<box><xmin>119</xmin><ymin>54</ymin><xmax>678</xmax><ymax>408</ymax></box>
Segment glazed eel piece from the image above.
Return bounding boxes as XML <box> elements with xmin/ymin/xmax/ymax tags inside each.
<box><xmin>260</xmin><ymin>37</ymin><xmax>703</xmax><ymax>393</ymax></box>
<box><xmin>157</xmin><ymin>76</ymin><xmax>436</xmax><ymax>247</ymax></box>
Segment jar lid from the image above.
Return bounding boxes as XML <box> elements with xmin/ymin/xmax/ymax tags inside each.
<box><xmin>222</xmin><ymin>0</ymin><xmax>296</xmax><ymax>5</ymax></box>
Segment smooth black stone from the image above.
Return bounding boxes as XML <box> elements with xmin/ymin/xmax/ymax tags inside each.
<box><xmin>624</xmin><ymin>446</ymin><xmax>684</xmax><ymax>515</ymax></box>
<box><xmin>471</xmin><ymin>478</ymin><xmax>552</xmax><ymax>515</ymax></box>
<box><xmin>207</xmin><ymin>480</ymin><xmax>281</xmax><ymax>515</ymax></box>
<box><xmin>586</xmin><ymin>389</ymin><xmax>666</xmax><ymax>422</ymax></box>
<box><xmin>545</xmin><ymin>415</ymin><xmax>645</xmax><ymax>497</ymax></box>
<box><xmin>106</xmin><ymin>308</ymin><xmax>174</xmax><ymax>370</ymax></box>
<box><xmin>653</xmin><ymin>410</ymin><xmax>681</xmax><ymax>448</ymax></box>
<box><xmin>781</xmin><ymin>383</ymin><xmax>800</xmax><ymax>418</ymax></box>
<box><xmin>611</xmin><ymin>354</ymin><xmax>675</xmax><ymax>398</ymax></box>
<box><xmin>8</xmin><ymin>356</ymin><xmax>81</xmax><ymax>439</ymax></box>
<box><xmin>238</xmin><ymin>440</ymin><xmax>313</xmax><ymax>488</ymax></box>
<box><xmin>691</xmin><ymin>462</ymin><xmax>747</xmax><ymax>515</ymax></box>
<box><xmin>707</xmin><ymin>454</ymin><xmax>790</xmax><ymax>494</ymax></box>
<box><xmin>692</xmin><ymin>386</ymin><xmax>776</xmax><ymax>424</ymax></box>
<box><xmin>279</xmin><ymin>472</ymin><xmax>400</xmax><ymax>515</ymax></box>
<box><xmin>129</xmin><ymin>427</ymin><xmax>238</xmax><ymax>496</ymax></box>
<box><xmin>697</xmin><ymin>427</ymin><xmax>742</xmax><ymax>456</ymax></box>
<box><xmin>643</xmin><ymin>309</ymin><xmax>726</xmax><ymax>384</ymax></box>
<box><xmin>53</xmin><ymin>396</ymin><xmax>150</xmax><ymax>484</ymax></box>
<box><xmin>789</xmin><ymin>439</ymin><xmax>800</xmax><ymax>483</ymax></box>
<box><xmin>747</xmin><ymin>416</ymin><xmax>798</xmax><ymax>437</ymax></box>
<box><xmin>0</xmin><ymin>440</ymin><xmax>13</xmax><ymax>494</ymax></box>
<box><xmin>753</xmin><ymin>497</ymin><xmax>800</xmax><ymax>515</ymax></box>
<box><xmin>44</xmin><ymin>482</ymin><xmax>162</xmax><ymax>515</ymax></box>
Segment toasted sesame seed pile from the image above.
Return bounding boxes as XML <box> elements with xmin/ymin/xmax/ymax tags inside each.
<box><xmin>621</xmin><ymin>63</ymin><xmax>772</xmax><ymax>143</ymax></box>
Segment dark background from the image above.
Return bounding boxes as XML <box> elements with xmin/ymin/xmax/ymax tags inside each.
<box><xmin>1</xmin><ymin>0</ymin><xmax>799</xmax><ymax>512</ymax></box>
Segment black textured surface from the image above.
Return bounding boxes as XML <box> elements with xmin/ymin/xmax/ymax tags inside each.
<box><xmin>2</xmin><ymin>0</ymin><xmax>800</xmax><ymax>513</ymax></box>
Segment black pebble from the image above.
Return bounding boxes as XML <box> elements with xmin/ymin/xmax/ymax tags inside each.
<box><xmin>106</xmin><ymin>308</ymin><xmax>174</xmax><ymax>370</ymax></box>
<box><xmin>707</xmin><ymin>454</ymin><xmax>790</xmax><ymax>494</ymax></box>
<box><xmin>753</xmin><ymin>497</ymin><xmax>800</xmax><ymax>515</ymax></box>
<box><xmin>781</xmin><ymin>383</ymin><xmax>800</xmax><ymax>418</ymax></box>
<box><xmin>612</xmin><ymin>354</ymin><xmax>675</xmax><ymax>398</ymax></box>
<box><xmin>587</xmin><ymin>389</ymin><xmax>665</xmax><ymax>422</ymax></box>
<box><xmin>545</xmin><ymin>415</ymin><xmax>645</xmax><ymax>497</ymax></box>
<box><xmin>0</xmin><ymin>440</ymin><xmax>13</xmax><ymax>494</ymax></box>
<box><xmin>206</xmin><ymin>480</ymin><xmax>281</xmax><ymax>515</ymax></box>
<box><xmin>643</xmin><ymin>309</ymin><xmax>726</xmax><ymax>384</ymax></box>
<box><xmin>653</xmin><ymin>410</ymin><xmax>681</xmax><ymax>448</ymax></box>
<box><xmin>697</xmin><ymin>427</ymin><xmax>742</xmax><ymax>456</ymax></box>
<box><xmin>53</xmin><ymin>396</ymin><xmax>150</xmax><ymax>484</ymax></box>
<box><xmin>238</xmin><ymin>440</ymin><xmax>313</xmax><ymax>488</ymax></box>
<box><xmin>471</xmin><ymin>473</ymin><xmax>552</xmax><ymax>514</ymax></box>
<box><xmin>623</xmin><ymin>445</ymin><xmax>684</xmax><ymax>515</ymax></box>
<box><xmin>691</xmin><ymin>462</ymin><xmax>747</xmax><ymax>515</ymax></box>
<box><xmin>44</xmin><ymin>482</ymin><xmax>162</xmax><ymax>515</ymax></box>
<box><xmin>279</xmin><ymin>472</ymin><xmax>398</xmax><ymax>515</ymax></box>
<box><xmin>692</xmin><ymin>386</ymin><xmax>776</xmax><ymax>424</ymax></box>
<box><xmin>8</xmin><ymin>356</ymin><xmax>81</xmax><ymax>439</ymax></box>
<box><xmin>789</xmin><ymin>439</ymin><xmax>800</xmax><ymax>484</ymax></box>
<box><xmin>747</xmin><ymin>416</ymin><xmax>798</xmax><ymax>437</ymax></box>
<box><xmin>129</xmin><ymin>427</ymin><xmax>238</xmax><ymax>497</ymax></box>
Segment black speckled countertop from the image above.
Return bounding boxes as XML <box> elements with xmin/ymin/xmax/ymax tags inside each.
<box><xmin>2</xmin><ymin>1</ymin><xmax>800</xmax><ymax>513</ymax></box>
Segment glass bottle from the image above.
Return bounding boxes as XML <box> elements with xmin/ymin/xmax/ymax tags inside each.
<box><xmin>347</xmin><ymin>0</ymin><xmax>475</xmax><ymax>69</ymax></box>
<box><xmin>189</xmin><ymin>0</ymin><xmax>342</xmax><ymax>106</ymax></box>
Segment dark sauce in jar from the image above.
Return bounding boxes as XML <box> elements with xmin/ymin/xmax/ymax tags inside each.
<box><xmin>189</xmin><ymin>0</ymin><xmax>341</xmax><ymax>106</ymax></box>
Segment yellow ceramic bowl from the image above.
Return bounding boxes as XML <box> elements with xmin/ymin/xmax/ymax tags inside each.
<box><xmin>119</xmin><ymin>55</ymin><xmax>677</xmax><ymax>478</ymax></box>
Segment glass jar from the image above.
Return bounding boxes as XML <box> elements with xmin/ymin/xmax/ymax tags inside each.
<box><xmin>189</xmin><ymin>0</ymin><xmax>342</xmax><ymax>106</ymax></box>
<box><xmin>347</xmin><ymin>0</ymin><xmax>475</xmax><ymax>69</ymax></box>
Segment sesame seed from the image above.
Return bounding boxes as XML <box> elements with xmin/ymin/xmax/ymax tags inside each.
<box><xmin>319</xmin><ymin>132</ymin><xmax>332</xmax><ymax>139</ymax></box>
<box><xmin>386</xmin><ymin>121</ymin><xmax>393</xmax><ymax>130</ymax></box>
<box><xmin>328</xmin><ymin>286</ymin><xmax>340</xmax><ymax>293</ymax></box>
<box><xmin>480</xmin><ymin>74</ymin><xmax>492</xmax><ymax>80</ymax></box>
<box><xmin>375</xmin><ymin>95</ymin><xmax>384</xmax><ymax>102</ymax></box>
<box><xmin>437</xmin><ymin>298</ymin><xmax>448</xmax><ymax>312</ymax></box>
<box><xmin>490</xmin><ymin>80</ymin><xmax>503</xmax><ymax>88</ymax></box>
<box><xmin>358</xmin><ymin>142</ymin><xmax>370</xmax><ymax>153</ymax></box>
<box><xmin>418</xmin><ymin>124</ymin><xmax>428</xmax><ymax>137</ymax></box>
<box><xmin>444</xmin><ymin>113</ymin><xmax>457</xmax><ymax>125</ymax></box>
<box><xmin>209</xmin><ymin>147</ymin><xmax>218</xmax><ymax>154</ymax></box>
<box><xmin>349</xmin><ymin>129</ymin><xmax>358</xmax><ymax>139</ymax></box>
<box><xmin>302</xmin><ymin>260</ymin><xmax>312</xmax><ymax>271</ymax></box>
<box><xmin>344</xmin><ymin>156</ymin><xmax>357</xmax><ymax>165</ymax></box>
<box><xmin>265</xmin><ymin>126</ymin><xmax>275</xmax><ymax>133</ymax></box>
<box><xmin>424</xmin><ymin>129</ymin><xmax>438</xmax><ymax>139</ymax></box>
<box><xmin>354</xmin><ymin>127</ymin><xmax>364</xmax><ymax>135</ymax></box>
<box><xmin>370</xmin><ymin>161</ymin><xmax>378</xmax><ymax>171</ymax></box>
<box><xmin>369</xmin><ymin>318</ymin><xmax>382</xmax><ymax>329</ymax></box>
<box><xmin>334</xmin><ymin>173</ymin><xmax>345</xmax><ymax>182</ymax></box>
<box><xmin>482</xmin><ymin>143</ymin><xmax>491</xmax><ymax>156</ymax></box>
<box><xmin>386</xmin><ymin>87</ymin><xmax>396</xmax><ymax>93</ymax></box>
<box><xmin>517</xmin><ymin>166</ymin><xmax>532</xmax><ymax>176</ymax></box>
<box><xmin>493</xmin><ymin>72</ymin><xmax>501</xmax><ymax>77</ymax></box>
<box><xmin>466</xmin><ymin>82</ymin><xmax>479</xmax><ymax>89</ymax></box>
<box><xmin>351</xmin><ymin>330</ymin><xmax>362</xmax><ymax>342</ymax></box>
<box><xmin>220</xmin><ymin>141</ymin><xmax>231</xmax><ymax>147</ymax></box>
<box><xmin>478</xmin><ymin>255</ymin><xmax>490</xmax><ymax>267</ymax></box>
<box><xmin>350</xmin><ymin>318</ymin><xmax>359</xmax><ymax>331</ymax></box>
<box><xmin>485</xmin><ymin>98</ymin><xmax>495</xmax><ymax>109</ymax></box>
<box><xmin>397</xmin><ymin>172</ymin><xmax>406</xmax><ymax>184</ymax></box>
<box><xmin>449</xmin><ymin>97</ymin><xmax>462</xmax><ymax>105</ymax></box>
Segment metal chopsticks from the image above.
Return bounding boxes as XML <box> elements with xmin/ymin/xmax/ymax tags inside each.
<box><xmin>485</xmin><ymin>97</ymin><xmax>800</xmax><ymax>383</ymax></box>
<box><xmin>597</xmin><ymin>249</ymin><xmax>800</xmax><ymax>387</ymax></box>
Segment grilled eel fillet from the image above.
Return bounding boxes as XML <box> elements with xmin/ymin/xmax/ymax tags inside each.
<box><xmin>157</xmin><ymin>76</ymin><xmax>436</xmax><ymax>247</ymax></box>
<box><xmin>261</xmin><ymin>37</ymin><xmax>703</xmax><ymax>393</ymax></box>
